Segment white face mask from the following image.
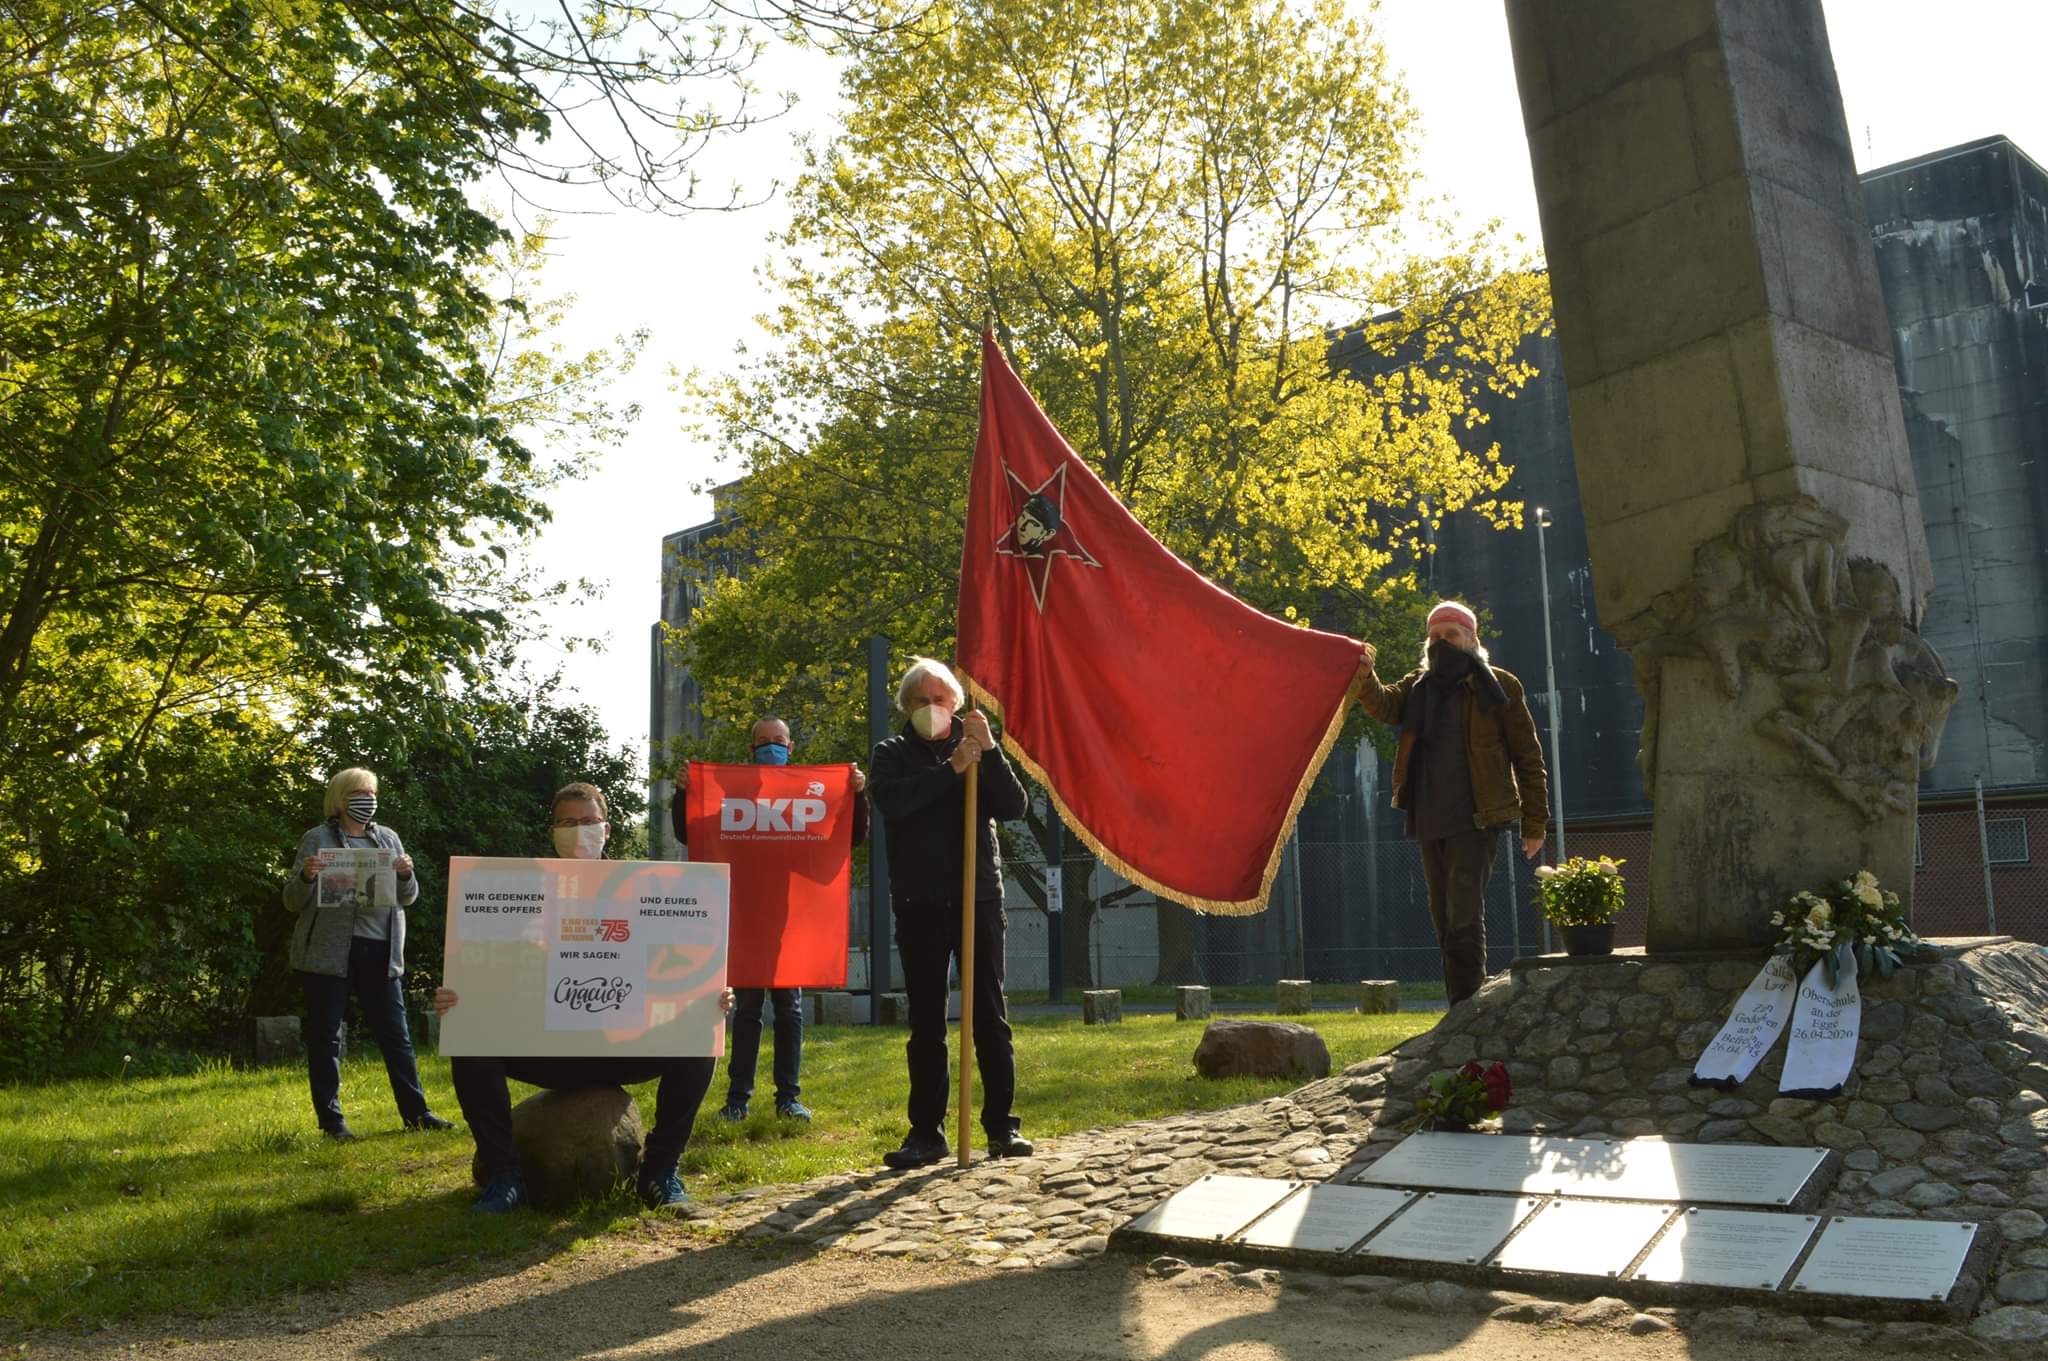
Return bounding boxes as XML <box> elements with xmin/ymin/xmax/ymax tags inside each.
<box><xmin>552</xmin><ymin>824</ymin><xmax>606</xmax><ymax>859</ymax></box>
<box><xmin>911</xmin><ymin>703</ymin><xmax>953</xmax><ymax>740</ymax></box>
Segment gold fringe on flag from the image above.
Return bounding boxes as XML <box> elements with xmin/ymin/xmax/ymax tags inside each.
<box><xmin>960</xmin><ymin>670</ymin><xmax>1365</xmax><ymax>917</ymax></box>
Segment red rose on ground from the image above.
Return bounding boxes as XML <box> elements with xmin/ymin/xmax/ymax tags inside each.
<box><xmin>1482</xmin><ymin>1061</ymin><xmax>1512</xmax><ymax>1111</ymax></box>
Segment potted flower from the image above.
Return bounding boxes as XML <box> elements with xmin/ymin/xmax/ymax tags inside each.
<box><xmin>1535</xmin><ymin>855</ymin><xmax>1627</xmax><ymax>956</ymax></box>
<box><xmin>1415</xmin><ymin>1061</ymin><xmax>1513</xmax><ymax>1131</ymax></box>
<box><xmin>1773</xmin><ymin>869</ymin><xmax>1917</xmax><ymax>985</ymax></box>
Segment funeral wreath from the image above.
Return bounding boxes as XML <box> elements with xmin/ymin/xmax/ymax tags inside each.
<box><xmin>1773</xmin><ymin>869</ymin><xmax>1916</xmax><ymax>985</ymax></box>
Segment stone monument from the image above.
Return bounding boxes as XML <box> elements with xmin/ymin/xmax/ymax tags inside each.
<box><xmin>1502</xmin><ymin>0</ymin><xmax>1956</xmax><ymax>949</ymax></box>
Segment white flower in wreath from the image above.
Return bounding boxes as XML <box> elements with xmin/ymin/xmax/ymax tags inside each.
<box><xmin>1597</xmin><ymin>857</ymin><xmax>1620</xmax><ymax>877</ymax></box>
<box><xmin>1855</xmin><ymin>883</ymin><xmax>1883</xmax><ymax>908</ymax></box>
<box><xmin>1805</xmin><ymin>902</ymin><xmax>1832</xmax><ymax>931</ymax></box>
<box><xmin>1853</xmin><ymin>869</ymin><xmax>1879</xmax><ymax>892</ymax></box>
<box><xmin>1534</xmin><ymin>864</ymin><xmax>1558</xmax><ymax>881</ymax></box>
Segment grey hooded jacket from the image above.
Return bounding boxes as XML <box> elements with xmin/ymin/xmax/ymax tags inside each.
<box><xmin>283</xmin><ymin>820</ymin><xmax>420</xmax><ymax>978</ymax></box>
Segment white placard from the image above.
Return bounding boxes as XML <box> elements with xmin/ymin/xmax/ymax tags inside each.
<box><xmin>1779</xmin><ymin>960</ymin><xmax>1860</xmax><ymax>1096</ymax></box>
<box><xmin>1791</xmin><ymin>1217</ymin><xmax>1977</xmax><ymax>1301</ymax></box>
<box><xmin>1235</xmin><ymin>1184</ymin><xmax>1413</xmax><ymax>1253</ymax></box>
<box><xmin>1489</xmin><ymin>1199</ymin><xmax>1675</xmax><ymax>1278</ymax></box>
<box><xmin>439</xmin><ymin>856</ymin><xmax>729</xmax><ymax>1058</ymax></box>
<box><xmin>318</xmin><ymin>847</ymin><xmax>397</xmax><ymax>912</ymax></box>
<box><xmin>1692</xmin><ymin>954</ymin><xmax>1798</xmax><ymax>1087</ymax></box>
<box><xmin>1632</xmin><ymin>1208</ymin><xmax>1819</xmax><ymax>1289</ymax></box>
<box><xmin>1121</xmin><ymin>1175</ymin><xmax>1297</xmax><ymax>1243</ymax></box>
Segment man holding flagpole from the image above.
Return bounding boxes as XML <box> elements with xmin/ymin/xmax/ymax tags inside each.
<box><xmin>869</xmin><ymin>656</ymin><xmax>1032</xmax><ymax>1170</ymax></box>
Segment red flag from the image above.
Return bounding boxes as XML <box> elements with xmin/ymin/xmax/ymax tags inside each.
<box><xmin>685</xmin><ymin>762</ymin><xmax>855</xmax><ymax>986</ymax></box>
<box><xmin>957</xmin><ymin>333</ymin><xmax>1362</xmax><ymax>915</ymax></box>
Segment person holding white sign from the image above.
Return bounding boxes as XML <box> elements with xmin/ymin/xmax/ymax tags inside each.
<box><xmin>439</xmin><ymin>781</ymin><xmax>720</xmax><ymax>1214</ymax></box>
<box><xmin>283</xmin><ymin>767</ymin><xmax>452</xmax><ymax>1141</ymax></box>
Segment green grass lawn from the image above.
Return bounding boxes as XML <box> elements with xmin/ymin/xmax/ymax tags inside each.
<box><xmin>0</xmin><ymin>1010</ymin><xmax>1430</xmax><ymax>1332</ymax></box>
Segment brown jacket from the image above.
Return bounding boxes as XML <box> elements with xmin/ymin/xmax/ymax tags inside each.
<box><xmin>1359</xmin><ymin>662</ymin><xmax>1549</xmax><ymax>837</ymax></box>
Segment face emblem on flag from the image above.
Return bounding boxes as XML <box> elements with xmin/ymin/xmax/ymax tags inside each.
<box><xmin>995</xmin><ymin>462</ymin><xmax>1100</xmax><ymax>611</ymax></box>
<box><xmin>1013</xmin><ymin>494</ymin><xmax>1059</xmax><ymax>552</ymax></box>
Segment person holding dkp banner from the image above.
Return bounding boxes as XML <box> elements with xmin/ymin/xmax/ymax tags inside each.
<box><xmin>670</xmin><ymin>715</ymin><xmax>869</xmax><ymax>1123</ymax></box>
<box><xmin>436</xmin><ymin>782</ymin><xmax>723</xmax><ymax>1214</ymax></box>
<box><xmin>868</xmin><ymin>656</ymin><xmax>1032</xmax><ymax>1170</ymax></box>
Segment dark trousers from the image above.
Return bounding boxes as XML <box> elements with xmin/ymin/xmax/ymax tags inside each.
<box><xmin>298</xmin><ymin>935</ymin><xmax>429</xmax><ymax>1131</ymax></box>
<box><xmin>895</xmin><ymin>898</ymin><xmax>1017</xmax><ymax>1141</ymax></box>
<box><xmin>451</xmin><ymin>1055</ymin><xmax>715</xmax><ymax>1180</ymax></box>
<box><xmin>1420</xmin><ymin>827</ymin><xmax>1502</xmax><ymax>1006</ymax></box>
<box><xmin>725</xmin><ymin>987</ymin><xmax>803</xmax><ymax>1108</ymax></box>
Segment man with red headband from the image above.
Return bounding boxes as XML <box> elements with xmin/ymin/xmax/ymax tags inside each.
<box><xmin>1359</xmin><ymin>601</ymin><xmax>1549</xmax><ymax>1004</ymax></box>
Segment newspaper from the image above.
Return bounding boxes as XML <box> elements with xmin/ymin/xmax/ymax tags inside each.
<box><xmin>318</xmin><ymin>847</ymin><xmax>397</xmax><ymax>912</ymax></box>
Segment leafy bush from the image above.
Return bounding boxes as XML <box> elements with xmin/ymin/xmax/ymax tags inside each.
<box><xmin>1534</xmin><ymin>855</ymin><xmax>1627</xmax><ymax>926</ymax></box>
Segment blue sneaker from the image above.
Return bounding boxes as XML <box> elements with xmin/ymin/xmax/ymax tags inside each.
<box><xmin>775</xmin><ymin>1100</ymin><xmax>813</xmax><ymax>1122</ymax></box>
<box><xmin>639</xmin><ymin>1170</ymin><xmax>693</xmax><ymax>1211</ymax></box>
<box><xmin>716</xmin><ymin>1102</ymin><xmax>748</xmax><ymax>1123</ymax></box>
<box><xmin>473</xmin><ymin>1173</ymin><xmax>527</xmax><ymax>1214</ymax></box>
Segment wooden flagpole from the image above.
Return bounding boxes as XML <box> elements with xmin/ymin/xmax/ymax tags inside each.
<box><xmin>957</xmin><ymin>753</ymin><xmax>978</xmax><ymax>1167</ymax></box>
<box><xmin>958</xmin><ymin>317</ymin><xmax>995</xmax><ymax>1168</ymax></box>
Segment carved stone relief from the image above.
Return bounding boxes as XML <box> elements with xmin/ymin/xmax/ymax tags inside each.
<box><xmin>1615</xmin><ymin>496</ymin><xmax>1958</xmax><ymax>823</ymax></box>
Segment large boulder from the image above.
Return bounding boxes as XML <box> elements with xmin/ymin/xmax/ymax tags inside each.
<box><xmin>1192</xmin><ymin>1019</ymin><xmax>1330</xmax><ymax>1080</ymax></box>
<box><xmin>470</xmin><ymin>1086</ymin><xmax>644</xmax><ymax>1210</ymax></box>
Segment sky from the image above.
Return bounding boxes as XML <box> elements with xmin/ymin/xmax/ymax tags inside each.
<box><xmin>501</xmin><ymin>0</ymin><xmax>2048</xmax><ymax>767</ymax></box>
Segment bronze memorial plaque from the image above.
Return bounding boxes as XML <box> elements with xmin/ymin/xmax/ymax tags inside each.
<box><xmin>1121</xmin><ymin>1175</ymin><xmax>1297</xmax><ymax>1244</ymax></box>
<box><xmin>1632</xmin><ymin>1208</ymin><xmax>1820</xmax><ymax>1290</ymax></box>
<box><xmin>1790</xmin><ymin>1217</ymin><xmax>1979</xmax><ymax>1301</ymax></box>
<box><xmin>1235</xmin><ymin>1183</ymin><xmax>1414</xmax><ymax>1254</ymax></box>
<box><xmin>1359</xmin><ymin>1192</ymin><xmax>1544</xmax><ymax>1266</ymax></box>
<box><xmin>1489</xmin><ymin>1198</ymin><xmax>1676</xmax><ymax>1278</ymax></box>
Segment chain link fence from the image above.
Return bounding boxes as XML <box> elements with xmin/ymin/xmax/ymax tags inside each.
<box><xmin>853</xmin><ymin>804</ymin><xmax>2046</xmax><ymax>994</ymax></box>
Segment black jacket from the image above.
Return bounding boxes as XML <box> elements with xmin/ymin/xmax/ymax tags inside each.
<box><xmin>869</xmin><ymin>717</ymin><xmax>1027</xmax><ymax>907</ymax></box>
<box><xmin>670</xmin><ymin>768</ymin><xmax>870</xmax><ymax>848</ymax></box>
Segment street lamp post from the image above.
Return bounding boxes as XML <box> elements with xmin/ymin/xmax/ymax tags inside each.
<box><xmin>1534</xmin><ymin>508</ymin><xmax>1566</xmax><ymax>955</ymax></box>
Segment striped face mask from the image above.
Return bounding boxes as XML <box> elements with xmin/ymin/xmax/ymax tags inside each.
<box><xmin>346</xmin><ymin>792</ymin><xmax>378</xmax><ymax>823</ymax></box>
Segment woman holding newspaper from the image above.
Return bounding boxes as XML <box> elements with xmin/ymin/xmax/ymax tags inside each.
<box><xmin>283</xmin><ymin>767</ymin><xmax>453</xmax><ymax>1140</ymax></box>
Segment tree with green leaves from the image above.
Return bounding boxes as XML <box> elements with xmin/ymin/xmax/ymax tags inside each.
<box><xmin>678</xmin><ymin>0</ymin><xmax>1549</xmax><ymax>984</ymax></box>
<box><xmin>0</xmin><ymin>3</ymin><xmax>659</xmax><ymax>1067</ymax></box>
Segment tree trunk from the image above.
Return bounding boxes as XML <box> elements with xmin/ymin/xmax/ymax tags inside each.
<box><xmin>1151</xmin><ymin>901</ymin><xmax>1203</xmax><ymax>985</ymax></box>
<box><xmin>1061</xmin><ymin>855</ymin><xmax>1097</xmax><ymax>991</ymax></box>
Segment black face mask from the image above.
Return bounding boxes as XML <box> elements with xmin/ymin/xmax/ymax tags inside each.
<box><xmin>1426</xmin><ymin>637</ymin><xmax>1472</xmax><ymax>678</ymax></box>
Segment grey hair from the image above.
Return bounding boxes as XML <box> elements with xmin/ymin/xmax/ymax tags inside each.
<box><xmin>895</xmin><ymin>656</ymin><xmax>965</xmax><ymax>714</ymax></box>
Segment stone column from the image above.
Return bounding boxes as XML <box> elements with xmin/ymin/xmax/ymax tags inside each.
<box><xmin>1504</xmin><ymin>0</ymin><xmax>1954</xmax><ymax>949</ymax></box>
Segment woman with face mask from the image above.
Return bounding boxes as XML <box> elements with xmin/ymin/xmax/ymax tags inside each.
<box><xmin>435</xmin><ymin>782</ymin><xmax>723</xmax><ymax>1214</ymax></box>
<box><xmin>283</xmin><ymin>767</ymin><xmax>452</xmax><ymax>1140</ymax></box>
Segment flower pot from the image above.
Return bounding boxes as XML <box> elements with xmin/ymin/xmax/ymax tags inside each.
<box><xmin>1561</xmin><ymin>923</ymin><xmax>1615</xmax><ymax>956</ymax></box>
